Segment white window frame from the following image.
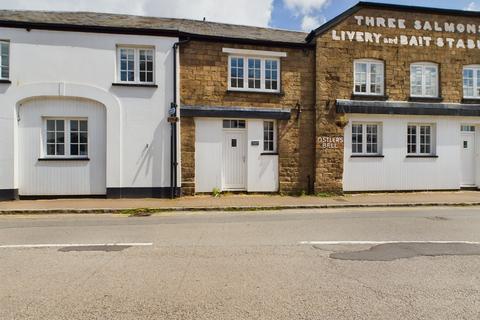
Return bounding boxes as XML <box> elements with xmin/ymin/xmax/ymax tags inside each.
<box><xmin>407</xmin><ymin>123</ymin><xmax>435</xmax><ymax>156</ymax></box>
<box><xmin>117</xmin><ymin>46</ymin><xmax>155</xmax><ymax>84</ymax></box>
<box><xmin>353</xmin><ymin>59</ymin><xmax>384</xmax><ymax>96</ymax></box>
<box><xmin>351</xmin><ymin>122</ymin><xmax>382</xmax><ymax>155</ymax></box>
<box><xmin>410</xmin><ymin>62</ymin><xmax>439</xmax><ymax>98</ymax></box>
<box><xmin>463</xmin><ymin>65</ymin><xmax>480</xmax><ymax>99</ymax></box>
<box><xmin>43</xmin><ymin>118</ymin><xmax>89</xmax><ymax>159</ymax></box>
<box><xmin>222</xmin><ymin>119</ymin><xmax>246</xmax><ymax>129</ymax></box>
<box><xmin>263</xmin><ymin>120</ymin><xmax>277</xmax><ymax>153</ymax></box>
<box><xmin>0</xmin><ymin>40</ymin><xmax>9</xmax><ymax>80</ymax></box>
<box><xmin>227</xmin><ymin>55</ymin><xmax>281</xmax><ymax>93</ymax></box>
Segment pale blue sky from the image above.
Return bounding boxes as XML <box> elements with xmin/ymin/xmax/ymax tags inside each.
<box><xmin>271</xmin><ymin>0</ymin><xmax>480</xmax><ymax>31</ymax></box>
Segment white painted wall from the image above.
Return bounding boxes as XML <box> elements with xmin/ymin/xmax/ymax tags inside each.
<box><xmin>343</xmin><ymin>114</ymin><xmax>480</xmax><ymax>191</ymax></box>
<box><xmin>247</xmin><ymin>119</ymin><xmax>278</xmax><ymax>192</ymax></box>
<box><xmin>19</xmin><ymin>98</ymin><xmax>106</xmax><ymax>195</ymax></box>
<box><xmin>195</xmin><ymin>118</ymin><xmax>223</xmax><ymax>192</ymax></box>
<box><xmin>0</xmin><ymin>27</ymin><xmax>178</xmax><ymax>195</ymax></box>
<box><xmin>195</xmin><ymin>118</ymin><xmax>278</xmax><ymax>193</ymax></box>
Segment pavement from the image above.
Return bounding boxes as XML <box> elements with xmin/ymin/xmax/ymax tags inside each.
<box><xmin>1</xmin><ymin>207</ymin><xmax>480</xmax><ymax>319</ymax></box>
<box><xmin>2</xmin><ymin>191</ymin><xmax>480</xmax><ymax>213</ymax></box>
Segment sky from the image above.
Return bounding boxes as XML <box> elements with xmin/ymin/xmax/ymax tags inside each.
<box><xmin>0</xmin><ymin>0</ymin><xmax>478</xmax><ymax>32</ymax></box>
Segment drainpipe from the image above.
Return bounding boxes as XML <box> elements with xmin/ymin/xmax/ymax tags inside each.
<box><xmin>170</xmin><ymin>38</ymin><xmax>190</xmax><ymax>199</ymax></box>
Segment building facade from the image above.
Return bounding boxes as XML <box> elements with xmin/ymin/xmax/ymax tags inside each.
<box><xmin>179</xmin><ymin>40</ymin><xmax>315</xmax><ymax>195</ymax></box>
<box><xmin>310</xmin><ymin>2</ymin><xmax>480</xmax><ymax>192</ymax></box>
<box><xmin>0</xmin><ymin>12</ymin><xmax>180</xmax><ymax>200</ymax></box>
<box><xmin>1</xmin><ymin>3</ymin><xmax>480</xmax><ymax>200</ymax></box>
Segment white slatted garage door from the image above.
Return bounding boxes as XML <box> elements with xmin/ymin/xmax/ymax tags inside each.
<box><xmin>18</xmin><ymin>97</ymin><xmax>106</xmax><ymax>196</ymax></box>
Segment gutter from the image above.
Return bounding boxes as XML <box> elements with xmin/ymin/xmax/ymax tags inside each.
<box><xmin>170</xmin><ymin>37</ymin><xmax>190</xmax><ymax>199</ymax></box>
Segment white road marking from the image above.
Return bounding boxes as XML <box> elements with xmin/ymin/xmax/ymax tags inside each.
<box><xmin>0</xmin><ymin>242</ymin><xmax>153</xmax><ymax>249</ymax></box>
<box><xmin>299</xmin><ymin>241</ymin><xmax>480</xmax><ymax>245</ymax></box>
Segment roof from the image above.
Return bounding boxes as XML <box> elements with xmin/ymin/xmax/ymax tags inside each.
<box><xmin>0</xmin><ymin>10</ymin><xmax>309</xmax><ymax>46</ymax></box>
<box><xmin>306</xmin><ymin>1</ymin><xmax>480</xmax><ymax>42</ymax></box>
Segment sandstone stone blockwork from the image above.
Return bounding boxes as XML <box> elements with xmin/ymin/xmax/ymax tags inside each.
<box><xmin>314</xmin><ymin>8</ymin><xmax>480</xmax><ymax>192</ymax></box>
<box><xmin>180</xmin><ymin>40</ymin><xmax>316</xmax><ymax>194</ymax></box>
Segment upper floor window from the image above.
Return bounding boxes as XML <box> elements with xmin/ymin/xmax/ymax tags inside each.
<box><xmin>353</xmin><ymin>60</ymin><xmax>384</xmax><ymax>95</ymax></box>
<box><xmin>0</xmin><ymin>41</ymin><xmax>9</xmax><ymax>80</ymax></box>
<box><xmin>463</xmin><ymin>65</ymin><xmax>480</xmax><ymax>98</ymax></box>
<box><xmin>228</xmin><ymin>56</ymin><xmax>280</xmax><ymax>92</ymax></box>
<box><xmin>410</xmin><ymin>62</ymin><xmax>439</xmax><ymax>98</ymax></box>
<box><xmin>224</xmin><ymin>48</ymin><xmax>286</xmax><ymax>93</ymax></box>
<box><xmin>117</xmin><ymin>46</ymin><xmax>154</xmax><ymax>84</ymax></box>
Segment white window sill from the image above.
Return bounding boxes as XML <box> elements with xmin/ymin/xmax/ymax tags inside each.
<box><xmin>227</xmin><ymin>89</ymin><xmax>283</xmax><ymax>95</ymax></box>
<box><xmin>406</xmin><ymin>155</ymin><xmax>438</xmax><ymax>158</ymax></box>
<box><xmin>38</xmin><ymin>157</ymin><xmax>90</xmax><ymax>161</ymax></box>
<box><xmin>112</xmin><ymin>82</ymin><xmax>158</xmax><ymax>88</ymax></box>
<box><xmin>350</xmin><ymin>154</ymin><xmax>384</xmax><ymax>158</ymax></box>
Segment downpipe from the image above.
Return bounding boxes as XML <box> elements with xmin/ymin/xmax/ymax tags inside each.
<box><xmin>170</xmin><ymin>38</ymin><xmax>190</xmax><ymax>199</ymax></box>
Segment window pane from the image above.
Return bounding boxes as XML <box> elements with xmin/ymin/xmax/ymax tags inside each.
<box><xmin>263</xmin><ymin>121</ymin><xmax>275</xmax><ymax>151</ymax></box>
<box><xmin>230</xmin><ymin>57</ymin><xmax>244</xmax><ymax>88</ymax></box>
<box><xmin>248</xmin><ymin>58</ymin><xmax>261</xmax><ymax>89</ymax></box>
<box><xmin>47</xmin><ymin>120</ymin><xmax>55</xmax><ymax>131</ymax></box>
<box><xmin>56</xmin><ymin>144</ymin><xmax>65</xmax><ymax>156</ymax></box>
<box><xmin>352</xmin><ymin>124</ymin><xmax>363</xmax><ymax>153</ymax></box>
<box><xmin>80</xmin><ymin>144</ymin><xmax>88</xmax><ymax>156</ymax></box>
<box><xmin>0</xmin><ymin>42</ymin><xmax>9</xmax><ymax>79</ymax></box>
<box><xmin>70</xmin><ymin>144</ymin><xmax>78</xmax><ymax>156</ymax></box>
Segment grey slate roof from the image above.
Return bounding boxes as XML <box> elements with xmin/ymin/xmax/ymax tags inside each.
<box><xmin>0</xmin><ymin>10</ymin><xmax>308</xmax><ymax>45</ymax></box>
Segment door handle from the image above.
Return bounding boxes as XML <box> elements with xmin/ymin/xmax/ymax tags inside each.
<box><xmin>242</xmin><ymin>156</ymin><xmax>246</xmax><ymax>162</ymax></box>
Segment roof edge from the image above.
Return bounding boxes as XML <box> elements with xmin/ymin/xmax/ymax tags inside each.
<box><xmin>0</xmin><ymin>17</ymin><xmax>312</xmax><ymax>48</ymax></box>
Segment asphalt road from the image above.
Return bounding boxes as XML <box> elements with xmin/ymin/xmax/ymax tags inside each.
<box><xmin>1</xmin><ymin>207</ymin><xmax>480</xmax><ymax>320</ymax></box>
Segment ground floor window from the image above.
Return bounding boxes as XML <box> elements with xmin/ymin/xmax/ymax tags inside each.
<box><xmin>263</xmin><ymin>120</ymin><xmax>276</xmax><ymax>152</ymax></box>
<box><xmin>45</xmin><ymin>118</ymin><xmax>88</xmax><ymax>157</ymax></box>
<box><xmin>352</xmin><ymin>123</ymin><xmax>381</xmax><ymax>155</ymax></box>
<box><xmin>407</xmin><ymin>124</ymin><xmax>434</xmax><ymax>155</ymax></box>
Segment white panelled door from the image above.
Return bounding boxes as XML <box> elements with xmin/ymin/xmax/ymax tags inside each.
<box><xmin>222</xmin><ymin>131</ymin><xmax>247</xmax><ymax>190</ymax></box>
<box><xmin>461</xmin><ymin>132</ymin><xmax>476</xmax><ymax>186</ymax></box>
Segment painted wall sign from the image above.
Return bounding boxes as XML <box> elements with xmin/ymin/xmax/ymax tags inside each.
<box><xmin>318</xmin><ymin>136</ymin><xmax>344</xmax><ymax>149</ymax></box>
<box><xmin>331</xmin><ymin>15</ymin><xmax>480</xmax><ymax>49</ymax></box>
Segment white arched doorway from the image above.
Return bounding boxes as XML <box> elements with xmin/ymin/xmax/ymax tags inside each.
<box><xmin>18</xmin><ymin>97</ymin><xmax>106</xmax><ymax>196</ymax></box>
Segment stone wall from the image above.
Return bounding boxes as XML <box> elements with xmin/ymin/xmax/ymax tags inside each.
<box><xmin>180</xmin><ymin>40</ymin><xmax>316</xmax><ymax>194</ymax></box>
<box><xmin>314</xmin><ymin>7</ymin><xmax>480</xmax><ymax>192</ymax></box>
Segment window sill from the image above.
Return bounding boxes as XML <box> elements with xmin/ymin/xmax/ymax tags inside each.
<box><xmin>406</xmin><ymin>155</ymin><xmax>438</xmax><ymax>158</ymax></box>
<box><xmin>112</xmin><ymin>83</ymin><xmax>158</xmax><ymax>88</ymax></box>
<box><xmin>462</xmin><ymin>98</ymin><xmax>480</xmax><ymax>104</ymax></box>
<box><xmin>409</xmin><ymin>97</ymin><xmax>443</xmax><ymax>103</ymax></box>
<box><xmin>351</xmin><ymin>94</ymin><xmax>388</xmax><ymax>101</ymax></box>
<box><xmin>351</xmin><ymin>154</ymin><xmax>384</xmax><ymax>158</ymax></box>
<box><xmin>261</xmin><ymin>152</ymin><xmax>279</xmax><ymax>156</ymax></box>
<box><xmin>227</xmin><ymin>89</ymin><xmax>284</xmax><ymax>96</ymax></box>
<box><xmin>38</xmin><ymin>157</ymin><xmax>90</xmax><ymax>161</ymax></box>
<box><xmin>0</xmin><ymin>79</ymin><xmax>11</xmax><ymax>84</ymax></box>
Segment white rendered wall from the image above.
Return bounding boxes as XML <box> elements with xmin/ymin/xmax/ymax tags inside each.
<box><xmin>18</xmin><ymin>98</ymin><xmax>106</xmax><ymax>195</ymax></box>
<box><xmin>195</xmin><ymin>118</ymin><xmax>278</xmax><ymax>193</ymax></box>
<box><xmin>247</xmin><ymin>119</ymin><xmax>278</xmax><ymax>192</ymax></box>
<box><xmin>195</xmin><ymin>118</ymin><xmax>223</xmax><ymax>192</ymax></box>
<box><xmin>0</xmin><ymin>27</ymin><xmax>178</xmax><ymax>193</ymax></box>
<box><xmin>343</xmin><ymin>114</ymin><xmax>480</xmax><ymax>191</ymax></box>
